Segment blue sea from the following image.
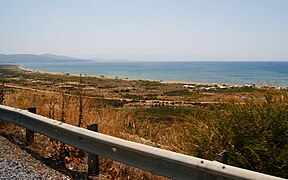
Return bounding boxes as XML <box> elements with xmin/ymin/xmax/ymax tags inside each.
<box><xmin>20</xmin><ymin>61</ymin><xmax>288</xmax><ymax>87</ymax></box>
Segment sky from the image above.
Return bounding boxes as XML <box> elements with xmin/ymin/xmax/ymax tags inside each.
<box><xmin>0</xmin><ymin>0</ymin><xmax>287</xmax><ymax>60</ymax></box>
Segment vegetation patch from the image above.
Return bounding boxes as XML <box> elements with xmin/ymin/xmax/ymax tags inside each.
<box><xmin>122</xmin><ymin>94</ymin><xmax>144</xmax><ymax>100</ymax></box>
<box><xmin>133</xmin><ymin>106</ymin><xmax>194</xmax><ymax>123</ymax></box>
<box><xmin>185</xmin><ymin>91</ymin><xmax>288</xmax><ymax>178</ymax></box>
<box><xmin>163</xmin><ymin>89</ymin><xmax>191</xmax><ymax>96</ymax></box>
<box><xmin>216</xmin><ymin>87</ymin><xmax>268</xmax><ymax>93</ymax></box>
<box><xmin>141</xmin><ymin>81</ymin><xmax>164</xmax><ymax>87</ymax></box>
<box><xmin>98</xmin><ymin>85</ymin><xmax>117</xmax><ymax>89</ymax></box>
<box><xmin>103</xmin><ymin>99</ymin><xmax>128</xmax><ymax>107</ymax></box>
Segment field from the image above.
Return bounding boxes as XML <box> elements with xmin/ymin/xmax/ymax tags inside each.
<box><xmin>0</xmin><ymin>65</ymin><xmax>287</xmax><ymax>179</ymax></box>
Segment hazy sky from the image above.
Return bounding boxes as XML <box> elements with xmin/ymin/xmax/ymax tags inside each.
<box><xmin>0</xmin><ymin>0</ymin><xmax>287</xmax><ymax>60</ymax></box>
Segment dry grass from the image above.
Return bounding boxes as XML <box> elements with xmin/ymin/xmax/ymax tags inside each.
<box><xmin>2</xmin><ymin>88</ymin><xmax>170</xmax><ymax>179</ymax></box>
<box><xmin>1</xmin><ymin>66</ymin><xmax>287</xmax><ymax>178</ymax></box>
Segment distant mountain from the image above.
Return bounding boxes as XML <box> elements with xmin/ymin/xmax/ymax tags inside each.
<box><xmin>0</xmin><ymin>54</ymin><xmax>86</xmax><ymax>63</ymax></box>
<box><xmin>91</xmin><ymin>57</ymin><xmax>131</xmax><ymax>62</ymax></box>
<box><xmin>40</xmin><ymin>54</ymin><xmax>77</xmax><ymax>60</ymax></box>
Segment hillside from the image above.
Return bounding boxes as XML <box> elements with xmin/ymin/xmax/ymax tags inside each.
<box><xmin>0</xmin><ymin>65</ymin><xmax>287</xmax><ymax>179</ymax></box>
<box><xmin>0</xmin><ymin>54</ymin><xmax>86</xmax><ymax>63</ymax></box>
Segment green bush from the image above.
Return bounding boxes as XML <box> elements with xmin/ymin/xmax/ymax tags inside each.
<box><xmin>163</xmin><ymin>89</ymin><xmax>191</xmax><ymax>96</ymax></box>
<box><xmin>186</xmin><ymin>90</ymin><xmax>288</xmax><ymax>178</ymax></box>
<box><xmin>227</xmin><ymin>96</ymin><xmax>288</xmax><ymax>177</ymax></box>
<box><xmin>133</xmin><ymin>106</ymin><xmax>194</xmax><ymax>123</ymax></box>
<box><xmin>122</xmin><ymin>94</ymin><xmax>144</xmax><ymax>100</ymax></box>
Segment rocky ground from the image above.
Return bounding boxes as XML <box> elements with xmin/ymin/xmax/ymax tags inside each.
<box><xmin>0</xmin><ymin>135</ymin><xmax>70</xmax><ymax>180</ymax></box>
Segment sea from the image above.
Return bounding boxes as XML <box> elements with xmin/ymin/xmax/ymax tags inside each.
<box><xmin>19</xmin><ymin>61</ymin><xmax>288</xmax><ymax>87</ymax></box>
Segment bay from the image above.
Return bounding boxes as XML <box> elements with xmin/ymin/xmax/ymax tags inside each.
<box><xmin>20</xmin><ymin>61</ymin><xmax>288</xmax><ymax>87</ymax></box>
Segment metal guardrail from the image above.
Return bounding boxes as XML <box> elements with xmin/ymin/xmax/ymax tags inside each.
<box><xmin>0</xmin><ymin>105</ymin><xmax>284</xmax><ymax>180</ymax></box>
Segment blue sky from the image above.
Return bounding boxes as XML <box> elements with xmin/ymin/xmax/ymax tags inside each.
<box><xmin>0</xmin><ymin>0</ymin><xmax>287</xmax><ymax>60</ymax></box>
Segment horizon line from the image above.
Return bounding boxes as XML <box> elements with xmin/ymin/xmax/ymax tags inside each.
<box><xmin>1</xmin><ymin>53</ymin><xmax>288</xmax><ymax>61</ymax></box>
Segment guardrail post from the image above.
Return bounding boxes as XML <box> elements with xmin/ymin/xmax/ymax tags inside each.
<box><xmin>215</xmin><ymin>150</ymin><xmax>229</xmax><ymax>164</ymax></box>
<box><xmin>87</xmin><ymin>124</ymin><xmax>99</xmax><ymax>176</ymax></box>
<box><xmin>25</xmin><ymin>107</ymin><xmax>36</xmax><ymax>146</ymax></box>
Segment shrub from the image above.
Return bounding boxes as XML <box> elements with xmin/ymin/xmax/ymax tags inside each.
<box><xmin>186</xmin><ymin>90</ymin><xmax>288</xmax><ymax>178</ymax></box>
<box><xmin>163</xmin><ymin>89</ymin><xmax>191</xmax><ymax>96</ymax></box>
<box><xmin>227</xmin><ymin>93</ymin><xmax>288</xmax><ymax>177</ymax></box>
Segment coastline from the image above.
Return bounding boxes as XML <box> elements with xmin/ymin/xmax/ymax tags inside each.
<box><xmin>2</xmin><ymin>64</ymin><xmax>285</xmax><ymax>88</ymax></box>
<box><xmin>1</xmin><ymin>60</ymin><xmax>288</xmax><ymax>88</ymax></box>
<box><xmin>18</xmin><ymin>65</ymin><xmax>208</xmax><ymax>86</ymax></box>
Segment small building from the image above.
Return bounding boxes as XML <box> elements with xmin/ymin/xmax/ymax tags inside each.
<box><xmin>244</xmin><ymin>84</ymin><xmax>255</xmax><ymax>88</ymax></box>
<box><xmin>183</xmin><ymin>85</ymin><xmax>196</xmax><ymax>89</ymax></box>
<box><xmin>219</xmin><ymin>85</ymin><xmax>228</xmax><ymax>89</ymax></box>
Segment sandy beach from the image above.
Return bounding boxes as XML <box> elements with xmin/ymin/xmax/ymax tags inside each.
<box><xmin>18</xmin><ymin>65</ymin><xmax>208</xmax><ymax>86</ymax></box>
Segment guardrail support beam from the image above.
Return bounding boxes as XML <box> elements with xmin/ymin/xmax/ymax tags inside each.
<box><xmin>216</xmin><ymin>150</ymin><xmax>229</xmax><ymax>164</ymax></box>
<box><xmin>25</xmin><ymin>107</ymin><xmax>36</xmax><ymax>146</ymax></box>
<box><xmin>87</xmin><ymin>124</ymin><xmax>100</xmax><ymax>176</ymax></box>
